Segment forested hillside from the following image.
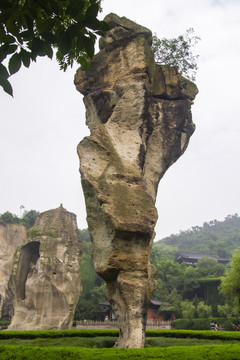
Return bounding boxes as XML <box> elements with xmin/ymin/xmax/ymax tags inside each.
<box><xmin>153</xmin><ymin>214</ymin><xmax>240</xmax><ymax>259</ymax></box>
<box><xmin>2</xmin><ymin>210</ymin><xmax>240</xmax><ymax>319</ymax></box>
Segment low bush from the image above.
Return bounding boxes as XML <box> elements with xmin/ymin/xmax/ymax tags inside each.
<box><xmin>1</xmin><ymin>329</ymin><xmax>240</xmax><ymax>342</ymax></box>
<box><xmin>172</xmin><ymin>318</ymin><xmax>239</xmax><ymax>331</ymax></box>
<box><xmin>0</xmin><ymin>321</ymin><xmax>10</xmax><ymax>327</ymax></box>
<box><xmin>146</xmin><ymin>329</ymin><xmax>240</xmax><ymax>341</ymax></box>
<box><xmin>0</xmin><ymin>329</ymin><xmax>119</xmax><ymax>340</ymax></box>
<box><xmin>1</xmin><ymin>344</ymin><xmax>240</xmax><ymax>359</ymax></box>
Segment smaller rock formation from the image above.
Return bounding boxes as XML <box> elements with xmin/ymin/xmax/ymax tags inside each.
<box><xmin>8</xmin><ymin>205</ymin><xmax>82</xmax><ymax>330</ymax></box>
<box><xmin>0</xmin><ymin>222</ymin><xmax>26</xmax><ymax>320</ymax></box>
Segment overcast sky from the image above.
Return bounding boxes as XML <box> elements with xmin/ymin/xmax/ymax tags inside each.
<box><xmin>1</xmin><ymin>0</ymin><xmax>240</xmax><ymax>240</ymax></box>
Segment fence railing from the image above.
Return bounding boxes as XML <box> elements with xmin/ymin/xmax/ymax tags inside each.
<box><xmin>75</xmin><ymin>319</ymin><xmax>171</xmax><ymax>329</ymax></box>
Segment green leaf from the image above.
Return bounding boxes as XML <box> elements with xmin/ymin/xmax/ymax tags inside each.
<box><xmin>67</xmin><ymin>24</ymin><xmax>80</xmax><ymax>38</ymax></box>
<box><xmin>0</xmin><ymin>63</ymin><xmax>9</xmax><ymax>79</ymax></box>
<box><xmin>48</xmin><ymin>0</ymin><xmax>60</xmax><ymax>15</ymax></box>
<box><xmin>22</xmin><ymin>13</ymin><xmax>34</xmax><ymax>32</ymax></box>
<box><xmin>83</xmin><ymin>35</ymin><xmax>94</xmax><ymax>58</ymax></box>
<box><xmin>0</xmin><ymin>43</ymin><xmax>17</xmax><ymax>61</ymax></box>
<box><xmin>2</xmin><ymin>34</ymin><xmax>15</xmax><ymax>44</ymax></box>
<box><xmin>98</xmin><ymin>21</ymin><xmax>111</xmax><ymax>32</ymax></box>
<box><xmin>6</xmin><ymin>44</ymin><xmax>17</xmax><ymax>55</ymax></box>
<box><xmin>20</xmin><ymin>49</ymin><xmax>31</xmax><ymax>68</ymax></box>
<box><xmin>8</xmin><ymin>52</ymin><xmax>21</xmax><ymax>75</ymax></box>
<box><xmin>0</xmin><ymin>0</ymin><xmax>13</xmax><ymax>10</ymax></box>
<box><xmin>0</xmin><ymin>44</ymin><xmax>10</xmax><ymax>61</ymax></box>
<box><xmin>19</xmin><ymin>30</ymin><xmax>33</xmax><ymax>41</ymax></box>
<box><xmin>0</xmin><ymin>77</ymin><xmax>13</xmax><ymax>96</ymax></box>
<box><xmin>37</xmin><ymin>18</ymin><xmax>55</xmax><ymax>35</ymax></box>
<box><xmin>44</xmin><ymin>43</ymin><xmax>53</xmax><ymax>59</ymax></box>
<box><xmin>5</xmin><ymin>13</ymin><xmax>18</xmax><ymax>35</ymax></box>
<box><xmin>26</xmin><ymin>6</ymin><xmax>39</xmax><ymax>20</ymax></box>
<box><xmin>76</xmin><ymin>34</ymin><xmax>84</xmax><ymax>52</ymax></box>
<box><xmin>30</xmin><ymin>38</ymin><xmax>46</xmax><ymax>56</ymax></box>
<box><xmin>41</xmin><ymin>32</ymin><xmax>56</xmax><ymax>44</ymax></box>
<box><xmin>85</xmin><ymin>3</ymin><xmax>99</xmax><ymax>21</ymax></box>
<box><xmin>58</xmin><ymin>32</ymin><xmax>72</xmax><ymax>56</ymax></box>
<box><xmin>66</xmin><ymin>0</ymin><xmax>86</xmax><ymax>18</ymax></box>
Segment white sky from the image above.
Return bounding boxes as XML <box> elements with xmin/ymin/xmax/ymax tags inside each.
<box><xmin>1</xmin><ymin>0</ymin><xmax>240</xmax><ymax>240</ymax></box>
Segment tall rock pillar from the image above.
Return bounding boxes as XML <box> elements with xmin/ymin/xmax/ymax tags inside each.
<box><xmin>75</xmin><ymin>13</ymin><xmax>198</xmax><ymax>348</ymax></box>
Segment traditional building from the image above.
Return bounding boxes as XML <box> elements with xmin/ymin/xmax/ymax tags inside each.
<box><xmin>175</xmin><ymin>251</ymin><xmax>230</xmax><ymax>267</ymax></box>
<box><xmin>98</xmin><ymin>299</ymin><xmax>175</xmax><ymax>322</ymax></box>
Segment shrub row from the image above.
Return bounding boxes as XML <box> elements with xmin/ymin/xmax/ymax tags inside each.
<box><xmin>147</xmin><ymin>329</ymin><xmax>240</xmax><ymax>341</ymax></box>
<box><xmin>1</xmin><ymin>344</ymin><xmax>240</xmax><ymax>360</ymax></box>
<box><xmin>0</xmin><ymin>329</ymin><xmax>119</xmax><ymax>339</ymax></box>
<box><xmin>172</xmin><ymin>318</ymin><xmax>239</xmax><ymax>331</ymax></box>
<box><xmin>1</xmin><ymin>329</ymin><xmax>240</xmax><ymax>341</ymax></box>
<box><xmin>0</xmin><ymin>321</ymin><xmax>10</xmax><ymax>326</ymax></box>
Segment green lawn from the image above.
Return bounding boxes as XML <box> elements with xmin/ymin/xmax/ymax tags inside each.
<box><xmin>0</xmin><ymin>334</ymin><xmax>240</xmax><ymax>348</ymax></box>
<box><xmin>1</xmin><ymin>344</ymin><xmax>240</xmax><ymax>360</ymax></box>
<box><xmin>1</xmin><ymin>330</ymin><xmax>240</xmax><ymax>359</ymax></box>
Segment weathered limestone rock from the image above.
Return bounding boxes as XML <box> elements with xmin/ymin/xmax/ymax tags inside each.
<box><xmin>8</xmin><ymin>205</ymin><xmax>82</xmax><ymax>330</ymax></box>
<box><xmin>0</xmin><ymin>222</ymin><xmax>26</xmax><ymax>320</ymax></box>
<box><xmin>75</xmin><ymin>13</ymin><xmax>198</xmax><ymax>348</ymax></box>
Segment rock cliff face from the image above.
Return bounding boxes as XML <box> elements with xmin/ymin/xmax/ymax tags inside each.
<box><xmin>8</xmin><ymin>205</ymin><xmax>82</xmax><ymax>330</ymax></box>
<box><xmin>75</xmin><ymin>13</ymin><xmax>198</xmax><ymax>348</ymax></box>
<box><xmin>0</xmin><ymin>222</ymin><xmax>26</xmax><ymax>320</ymax></box>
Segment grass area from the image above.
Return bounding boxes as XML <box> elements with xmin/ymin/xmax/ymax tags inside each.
<box><xmin>1</xmin><ymin>330</ymin><xmax>240</xmax><ymax>359</ymax></box>
<box><xmin>0</xmin><ymin>336</ymin><xmax>117</xmax><ymax>348</ymax></box>
<box><xmin>0</xmin><ymin>334</ymin><xmax>240</xmax><ymax>348</ymax></box>
<box><xmin>1</xmin><ymin>344</ymin><xmax>240</xmax><ymax>360</ymax></box>
<box><xmin>145</xmin><ymin>336</ymin><xmax>240</xmax><ymax>347</ymax></box>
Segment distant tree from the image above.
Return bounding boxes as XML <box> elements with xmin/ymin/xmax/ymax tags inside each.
<box><xmin>152</xmin><ymin>28</ymin><xmax>200</xmax><ymax>81</ymax></box>
<box><xmin>74</xmin><ymin>283</ymin><xmax>107</xmax><ymax>320</ymax></box>
<box><xmin>183</xmin><ymin>266</ymin><xmax>200</xmax><ymax>293</ymax></box>
<box><xmin>180</xmin><ymin>300</ymin><xmax>195</xmax><ymax>319</ymax></box>
<box><xmin>0</xmin><ymin>0</ymin><xmax>109</xmax><ymax>96</ymax></box>
<box><xmin>21</xmin><ymin>209</ymin><xmax>39</xmax><ymax>228</ymax></box>
<box><xmin>196</xmin><ymin>257</ymin><xmax>225</xmax><ymax>277</ymax></box>
<box><xmin>154</xmin><ymin>214</ymin><xmax>240</xmax><ymax>259</ymax></box>
<box><xmin>79</xmin><ymin>228</ymin><xmax>91</xmax><ymax>242</ymax></box>
<box><xmin>0</xmin><ymin>211</ymin><xmax>20</xmax><ymax>224</ymax></box>
<box><xmin>196</xmin><ymin>301</ymin><xmax>212</xmax><ymax>318</ymax></box>
<box><xmin>219</xmin><ymin>250</ymin><xmax>240</xmax><ymax>313</ymax></box>
<box><xmin>74</xmin><ymin>227</ymin><xmax>106</xmax><ymax>320</ymax></box>
<box><xmin>217</xmin><ymin>303</ymin><xmax>232</xmax><ymax>318</ymax></box>
<box><xmin>164</xmin><ymin>288</ymin><xmax>182</xmax><ymax>317</ymax></box>
<box><xmin>152</xmin><ymin>258</ymin><xmax>186</xmax><ymax>299</ymax></box>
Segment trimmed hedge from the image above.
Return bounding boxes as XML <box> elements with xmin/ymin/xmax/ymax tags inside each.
<box><xmin>172</xmin><ymin>318</ymin><xmax>239</xmax><ymax>331</ymax></box>
<box><xmin>0</xmin><ymin>321</ymin><xmax>10</xmax><ymax>326</ymax></box>
<box><xmin>0</xmin><ymin>329</ymin><xmax>119</xmax><ymax>339</ymax></box>
<box><xmin>147</xmin><ymin>330</ymin><xmax>240</xmax><ymax>341</ymax></box>
<box><xmin>1</xmin><ymin>344</ymin><xmax>240</xmax><ymax>360</ymax></box>
<box><xmin>1</xmin><ymin>329</ymin><xmax>240</xmax><ymax>341</ymax></box>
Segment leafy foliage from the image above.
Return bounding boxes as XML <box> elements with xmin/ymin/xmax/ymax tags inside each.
<box><xmin>181</xmin><ymin>300</ymin><xmax>195</xmax><ymax>319</ymax></box>
<box><xmin>150</xmin><ymin>214</ymin><xmax>240</xmax><ymax>318</ymax></box>
<box><xmin>1</xmin><ymin>336</ymin><xmax>240</xmax><ymax>360</ymax></box>
<box><xmin>0</xmin><ymin>210</ymin><xmax>20</xmax><ymax>224</ymax></box>
<box><xmin>0</xmin><ymin>209</ymin><xmax>38</xmax><ymax>228</ymax></box>
<box><xmin>152</xmin><ymin>28</ymin><xmax>200</xmax><ymax>81</ymax></box>
<box><xmin>21</xmin><ymin>209</ymin><xmax>39</xmax><ymax>228</ymax></box>
<box><xmin>0</xmin><ymin>0</ymin><xmax>110</xmax><ymax>96</ymax></box>
<box><xmin>219</xmin><ymin>250</ymin><xmax>240</xmax><ymax>314</ymax></box>
<box><xmin>75</xmin><ymin>228</ymin><xmax>107</xmax><ymax>320</ymax></box>
<box><xmin>196</xmin><ymin>301</ymin><xmax>212</xmax><ymax>318</ymax></box>
<box><xmin>154</xmin><ymin>214</ymin><xmax>240</xmax><ymax>260</ymax></box>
